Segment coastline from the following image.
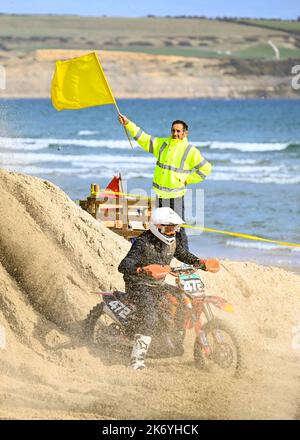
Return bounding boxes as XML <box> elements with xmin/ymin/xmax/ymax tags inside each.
<box><xmin>0</xmin><ymin>49</ymin><xmax>299</xmax><ymax>99</ymax></box>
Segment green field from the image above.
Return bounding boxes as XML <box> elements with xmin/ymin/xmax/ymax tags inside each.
<box><xmin>240</xmin><ymin>19</ymin><xmax>300</xmax><ymax>34</ymax></box>
<box><xmin>234</xmin><ymin>44</ymin><xmax>300</xmax><ymax>60</ymax></box>
<box><xmin>0</xmin><ymin>14</ymin><xmax>299</xmax><ymax>60</ymax></box>
<box><xmin>0</xmin><ymin>15</ymin><xmax>287</xmax><ymax>39</ymax></box>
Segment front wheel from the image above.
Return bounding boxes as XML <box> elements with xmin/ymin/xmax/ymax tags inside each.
<box><xmin>194</xmin><ymin>319</ymin><xmax>243</xmax><ymax>377</ymax></box>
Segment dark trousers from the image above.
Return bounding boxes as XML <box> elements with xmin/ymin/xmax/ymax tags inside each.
<box><xmin>126</xmin><ymin>282</ymin><xmax>185</xmax><ymax>336</ymax></box>
<box><xmin>157</xmin><ymin>196</ymin><xmax>189</xmax><ymax>250</ymax></box>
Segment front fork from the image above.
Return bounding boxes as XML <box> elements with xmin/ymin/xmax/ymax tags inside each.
<box><xmin>203</xmin><ymin>302</ymin><xmax>214</xmax><ymax>322</ymax></box>
<box><xmin>196</xmin><ymin>303</ymin><xmax>225</xmax><ymax>357</ymax></box>
<box><xmin>196</xmin><ymin>303</ymin><xmax>213</xmax><ymax>355</ymax></box>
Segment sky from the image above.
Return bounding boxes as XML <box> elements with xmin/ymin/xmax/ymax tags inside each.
<box><xmin>0</xmin><ymin>0</ymin><xmax>299</xmax><ymax>19</ymax></box>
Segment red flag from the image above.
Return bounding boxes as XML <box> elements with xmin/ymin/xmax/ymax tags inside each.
<box><xmin>105</xmin><ymin>176</ymin><xmax>121</xmax><ymax>193</ymax></box>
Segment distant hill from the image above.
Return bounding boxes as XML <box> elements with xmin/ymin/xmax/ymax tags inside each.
<box><xmin>0</xmin><ymin>15</ymin><xmax>299</xmax><ymax>98</ymax></box>
<box><xmin>225</xmin><ymin>18</ymin><xmax>300</xmax><ymax>35</ymax></box>
<box><xmin>0</xmin><ymin>14</ymin><xmax>300</xmax><ymax>60</ymax></box>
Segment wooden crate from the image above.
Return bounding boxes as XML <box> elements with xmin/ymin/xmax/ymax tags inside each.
<box><xmin>79</xmin><ymin>182</ymin><xmax>153</xmax><ymax>240</ymax></box>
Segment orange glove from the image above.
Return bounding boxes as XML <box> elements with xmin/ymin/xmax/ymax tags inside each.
<box><xmin>137</xmin><ymin>264</ymin><xmax>171</xmax><ymax>280</ymax></box>
<box><xmin>201</xmin><ymin>258</ymin><xmax>220</xmax><ymax>273</ymax></box>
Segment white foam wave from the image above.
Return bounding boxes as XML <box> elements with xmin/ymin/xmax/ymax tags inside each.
<box><xmin>215</xmin><ymin>165</ymin><xmax>278</xmax><ymax>173</ymax></box>
<box><xmin>76</xmin><ymin>172</ymin><xmax>154</xmax><ymax>180</ymax></box>
<box><xmin>4</xmin><ymin>164</ymin><xmax>154</xmax><ymax>180</ymax></box>
<box><xmin>210</xmin><ymin>172</ymin><xmax>300</xmax><ymax>185</ymax></box>
<box><xmin>230</xmin><ymin>159</ymin><xmax>261</xmax><ymax>165</ymax></box>
<box><xmin>77</xmin><ymin>130</ymin><xmax>99</xmax><ymax>136</ymax></box>
<box><xmin>0</xmin><ymin>152</ymin><xmax>155</xmax><ymax>167</ymax></box>
<box><xmin>0</xmin><ymin>137</ymin><xmax>139</xmax><ymax>151</ymax></box>
<box><xmin>0</xmin><ymin>137</ymin><xmax>295</xmax><ymax>153</ymax></box>
<box><xmin>1</xmin><ymin>150</ymin><xmax>298</xmax><ymax>184</ymax></box>
<box><xmin>207</xmin><ymin>141</ymin><xmax>289</xmax><ymax>152</ymax></box>
<box><xmin>226</xmin><ymin>239</ymin><xmax>300</xmax><ymax>252</ymax></box>
<box><xmin>4</xmin><ymin>165</ymin><xmax>91</xmax><ymax>175</ymax></box>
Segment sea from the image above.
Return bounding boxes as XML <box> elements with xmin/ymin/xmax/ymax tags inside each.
<box><xmin>0</xmin><ymin>98</ymin><xmax>299</xmax><ymax>272</ymax></box>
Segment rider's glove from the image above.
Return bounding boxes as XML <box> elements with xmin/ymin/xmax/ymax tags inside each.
<box><xmin>136</xmin><ymin>264</ymin><xmax>171</xmax><ymax>280</ymax></box>
<box><xmin>197</xmin><ymin>258</ymin><xmax>220</xmax><ymax>273</ymax></box>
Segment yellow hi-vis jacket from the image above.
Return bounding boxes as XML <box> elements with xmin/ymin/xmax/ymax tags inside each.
<box><xmin>126</xmin><ymin>120</ymin><xmax>212</xmax><ymax>199</ymax></box>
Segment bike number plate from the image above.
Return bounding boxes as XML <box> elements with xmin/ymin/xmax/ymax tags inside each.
<box><xmin>179</xmin><ymin>274</ymin><xmax>204</xmax><ymax>294</ymax></box>
<box><xmin>107</xmin><ymin>300</ymin><xmax>133</xmax><ymax>321</ymax></box>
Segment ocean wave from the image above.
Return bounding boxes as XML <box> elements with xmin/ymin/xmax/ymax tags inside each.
<box><xmin>76</xmin><ymin>172</ymin><xmax>154</xmax><ymax>180</ymax></box>
<box><xmin>1</xmin><ymin>150</ymin><xmax>299</xmax><ymax>184</ymax></box>
<box><xmin>207</xmin><ymin>141</ymin><xmax>292</xmax><ymax>152</ymax></box>
<box><xmin>77</xmin><ymin>130</ymin><xmax>99</xmax><ymax>136</ymax></box>
<box><xmin>4</xmin><ymin>165</ymin><xmax>92</xmax><ymax>175</ymax></box>
<box><xmin>226</xmin><ymin>239</ymin><xmax>300</xmax><ymax>252</ymax></box>
<box><xmin>210</xmin><ymin>172</ymin><xmax>300</xmax><ymax>185</ymax></box>
<box><xmin>0</xmin><ymin>152</ymin><xmax>155</xmax><ymax>167</ymax></box>
<box><xmin>214</xmin><ymin>165</ymin><xmax>279</xmax><ymax>173</ymax></box>
<box><xmin>285</xmin><ymin>143</ymin><xmax>300</xmax><ymax>153</ymax></box>
<box><xmin>1</xmin><ymin>136</ymin><xmax>299</xmax><ymax>153</ymax></box>
<box><xmin>4</xmin><ymin>165</ymin><xmax>154</xmax><ymax>180</ymax></box>
<box><xmin>229</xmin><ymin>159</ymin><xmax>260</xmax><ymax>165</ymax></box>
<box><xmin>0</xmin><ymin>137</ymin><xmax>139</xmax><ymax>151</ymax></box>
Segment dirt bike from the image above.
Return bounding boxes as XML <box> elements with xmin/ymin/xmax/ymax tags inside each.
<box><xmin>84</xmin><ymin>264</ymin><xmax>243</xmax><ymax>376</ymax></box>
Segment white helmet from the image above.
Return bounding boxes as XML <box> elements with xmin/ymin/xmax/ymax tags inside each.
<box><xmin>149</xmin><ymin>207</ymin><xmax>184</xmax><ymax>245</ymax></box>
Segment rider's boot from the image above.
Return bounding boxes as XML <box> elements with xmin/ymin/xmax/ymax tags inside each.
<box><xmin>130</xmin><ymin>334</ymin><xmax>152</xmax><ymax>370</ymax></box>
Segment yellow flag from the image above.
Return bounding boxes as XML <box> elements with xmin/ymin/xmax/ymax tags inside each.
<box><xmin>51</xmin><ymin>52</ymin><xmax>115</xmax><ymax>111</ymax></box>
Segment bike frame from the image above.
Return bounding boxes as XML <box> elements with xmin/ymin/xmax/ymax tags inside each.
<box><xmin>184</xmin><ymin>295</ymin><xmax>234</xmax><ymax>332</ymax></box>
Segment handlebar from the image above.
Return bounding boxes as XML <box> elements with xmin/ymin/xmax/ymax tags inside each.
<box><xmin>170</xmin><ymin>264</ymin><xmax>195</xmax><ymax>273</ymax></box>
<box><xmin>170</xmin><ymin>263</ymin><xmax>206</xmax><ymax>274</ymax></box>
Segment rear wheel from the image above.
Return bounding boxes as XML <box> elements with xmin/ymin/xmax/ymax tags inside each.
<box><xmin>84</xmin><ymin>302</ymin><xmax>125</xmax><ymax>348</ymax></box>
<box><xmin>194</xmin><ymin>319</ymin><xmax>243</xmax><ymax>377</ymax></box>
<box><xmin>84</xmin><ymin>302</ymin><xmax>104</xmax><ymax>342</ymax></box>
<box><xmin>84</xmin><ymin>302</ymin><xmax>132</xmax><ymax>364</ymax></box>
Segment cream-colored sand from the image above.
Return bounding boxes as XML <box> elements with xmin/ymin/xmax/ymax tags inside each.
<box><xmin>0</xmin><ymin>168</ymin><xmax>300</xmax><ymax>419</ymax></box>
<box><xmin>0</xmin><ymin>49</ymin><xmax>293</xmax><ymax>99</ymax></box>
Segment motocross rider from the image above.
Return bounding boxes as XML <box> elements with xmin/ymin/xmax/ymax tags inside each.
<box><xmin>118</xmin><ymin>207</ymin><xmax>220</xmax><ymax>370</ymax></box>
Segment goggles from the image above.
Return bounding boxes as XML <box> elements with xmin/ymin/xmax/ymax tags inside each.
<box><xmin>159</xmin><ymin>224</ymin><xmax>181</xmax><ymax>234</ymax></box>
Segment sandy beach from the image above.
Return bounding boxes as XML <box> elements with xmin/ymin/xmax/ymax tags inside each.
<box><xmin>0</xmin><ymin>168</ymin><xmax>300</xmax><ymax>419</ymax></box>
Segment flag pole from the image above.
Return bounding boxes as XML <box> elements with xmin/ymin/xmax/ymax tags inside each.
<box><xmin>112</xmin><ymin>100</ymin><xmax>134</xmax><ymax>150</ymax></box>
<box><xmin>94</xmin><ymin>52</ymin><xmax>133</xmax><ymax>149</ymax></box>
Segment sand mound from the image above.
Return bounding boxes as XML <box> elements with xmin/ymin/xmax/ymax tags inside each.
<box><xmin>0</xmin><ymin>170</ymin><xmax>127</xmax><ymax>328</ymax></box>
<box><xmin>0</xmin><ymin>168</ymin><xmax>300</xmax><ymax>419</ymax></box>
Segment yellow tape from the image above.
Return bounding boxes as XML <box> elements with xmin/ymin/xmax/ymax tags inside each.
<box><xmin>100</xmin><ymin>189</ymin><xmax>156</xmax><ymax>201</ymax></box>
<box><xmin>78</xmin><ymin>189</ymin><xmax>300</xmax><ymax>249</ymax></box>
<box><xmin>183</xmin><ymin>224</ymin><xmax>300</xmax><ymax>248</ymax></box>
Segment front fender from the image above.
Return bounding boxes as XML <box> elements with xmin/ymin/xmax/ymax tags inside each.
<box><xmin>203</xmin><ymin>295</ymin><xmax>234</xmax><ymax>313</ymax></box>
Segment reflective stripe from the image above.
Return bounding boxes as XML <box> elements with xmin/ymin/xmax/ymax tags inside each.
<box><xmin>194</xmin><ymin>159</ymin><xmax>208</xmax><ymax>170</ymax></box>
<box><xmin>149</xmin><ymin>136</ymin><xmax>155</xmax><ymax>154</ymax></box>
<box><xmin>158</xmin><ymin>142</ymin><xmax>168</xmax><ymax>161</ymax></box>
<box><xmin>156</xmin><ymin>161</ymin><xmax>190</xmax><ymax>174</ymax></box>
<box><xmin>154</xmin><ymin>142</ymin><xmax>208</xmax><ymax>193</ymax></box>
<box><xmin>156</xmin><ymin>142</ymin><xmax>196</xmax><ymax>174</ymax></box>
<box><xmin>180</xmin><ymin>144</ymin><xmax>193</xmax><ymax>169</ymax></box>
<box><xmin>196</xmin><ymin>170</ymin><xmax>207</xmax><ymax>179</ymax></box>
<box><xmin>153</xmin><ymin>182</ymin><xmax>185</xmax><ymax>193</ymax></box>
<box><xmin>133</xmin><ymin>128</ymin><xmax>143</xmax><ymax>141</ymax></box>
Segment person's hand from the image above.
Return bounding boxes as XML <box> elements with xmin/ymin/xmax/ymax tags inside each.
<box><xmin>136</xmin><ymin>264</ymin><xmax>171</xmax><ymax>280</ymax></box>
<box><xmin>197</xmin><ymin>259</ymin><xmax>220</xmax><ymax>273</ymax></box>
<box><xmin>118</xmin><ymin>113</ymin><xmax>129</xmax><ymax>126</ymax></box>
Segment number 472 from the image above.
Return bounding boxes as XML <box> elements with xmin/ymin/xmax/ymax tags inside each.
<box><xmin>109</xmin><ymin>300</ymin><xmax>131</xmax><ymax>318</ymax></box>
